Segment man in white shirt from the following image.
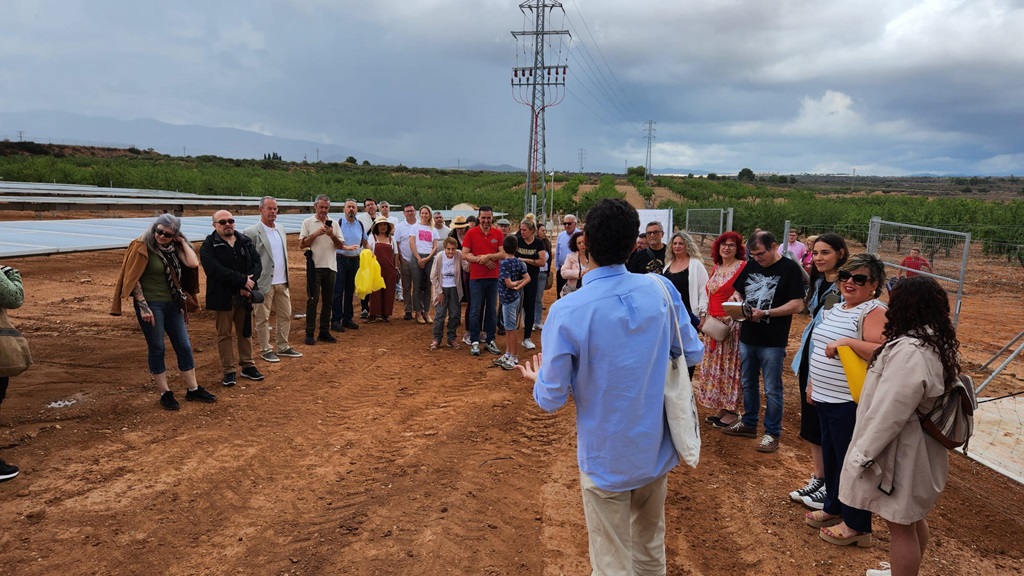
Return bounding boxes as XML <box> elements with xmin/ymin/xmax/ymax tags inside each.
<box><xmin>243</xmin><ymin>197</ymin><xmax>303</xmax><ymax>362</ymax></box>
<box><xmin>355</xmin><ymin>197</ymin><xmax>379</xmax><ymax>319</ymax></box>
<box><xmin>381</xmin><ymin>201</ymin><xmax>405</xmax><ymax>303</ymax></box>
<box><xmin>394</xmin><ymin>203</ymin><xmax>419</xmax><ymax>320</ymax></box>
<box><xmin>554</xmin><ymin>214</ymin><xmax>578</xmax><ymax>298</ymax></box>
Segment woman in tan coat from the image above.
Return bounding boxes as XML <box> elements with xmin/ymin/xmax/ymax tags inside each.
<box><xmin>839</xmin><ymin>276</ymin><xmax>960</xmax><ymax>576</ymax></box>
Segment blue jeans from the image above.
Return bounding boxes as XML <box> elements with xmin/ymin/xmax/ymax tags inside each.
<box><xmin>739</xmin><ymin>343</ymin><xmax>785</xmax><ymax>437</ymax></box>
<box><xmin>469</xmin><ymin>278</ymin><xmax>498</xmax><ymax>344</ymax></box>
<box><xmin>332</xmin><ymin>254</ymin><xmax>359</xmax><ymax>323</ymax></box>
<box><xmin>134</xmin><ymin>300</ymin><xmax>195</xmax><ymax>375</ymax></box>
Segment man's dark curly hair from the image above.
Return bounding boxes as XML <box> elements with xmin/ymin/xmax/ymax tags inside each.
<box><xmin>583</xmin><ymin>198</ymin><xmax>640</xmax><ymax>266</ymax></box>
<box><xmin>869</xmin><ymin>276</ymin><xmax>961</xmax><ymax>385</ymax></box>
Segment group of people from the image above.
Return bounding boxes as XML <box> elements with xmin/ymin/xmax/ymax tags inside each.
<box><xmin>651</xmin><ymin>225</ymin><xmax>954</xmax><ymax>573</ymax></box>
<box><xmin>103</xmin><ymin>195</ymin><xmax>955</xmax><ymax>576</ymax></box>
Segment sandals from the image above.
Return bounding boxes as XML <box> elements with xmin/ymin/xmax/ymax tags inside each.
<box><xmin>819</xmin><ymin>524</ymin><xmax>872</xmax><ymax>548</ymax></box>
<box><xmin>429</xmin><ymin>341</ymin><xmax>440</xmax><ymax>350</ymax></box>
<box><xmin>805</xmin><ymin>511</ymin><xmax>841</xmax><ymax>528</ymax></box>
<box><xmin>446</xmin><ymin>340</ymin><xmax>461</xmax><ymax>350</ymax></box>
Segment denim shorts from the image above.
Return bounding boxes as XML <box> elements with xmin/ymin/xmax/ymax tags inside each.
<box><xmin>501</xmin><ymin>300</ymin><xmax>521</xmax><ymax>331</ymax></box>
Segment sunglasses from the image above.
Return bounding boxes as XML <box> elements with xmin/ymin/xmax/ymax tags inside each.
<box><xmin>155</xmin><ymin>229</ymin><xmax>176</xmax><ymax>238</ymax></box>
<box><xmin>216</xmin><ymin>219</ymin><xmax>235</xmax><ymax>226</ymax></box>
<box><xmin>838</xmin><ymin>271</ymin><xmax>870</xmax><ymax>286</ymax></box>
<box><xmin>562</xmin><ymin>222</ymin><xmax>573</xmax><ymax>226</ymax></box>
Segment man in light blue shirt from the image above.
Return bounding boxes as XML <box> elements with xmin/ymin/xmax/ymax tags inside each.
<box><xmin>518</xmin><ymin>198</ymin><xmax>703</xmax><ymax>575</ymax></box>
<box><xmin>331</xmin><ymin>198</ymin><xmax>368</xmax><ymax>332</ymax></box>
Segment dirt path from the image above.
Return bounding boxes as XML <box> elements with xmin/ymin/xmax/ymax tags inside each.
<box><xmin>0</xmin><ymin>233</ymin><xmax>1022</xmax><ymax>575</ymax></box>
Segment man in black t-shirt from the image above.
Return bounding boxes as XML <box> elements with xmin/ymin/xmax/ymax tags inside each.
<box><xmin>721</xmin><ymin>231</ymin><xmax>806</xmax><ymax>454</ymax></box>
<box><xmin>627</xmin><ymin>221</ymin><xmax>667</xmax><ymax>273</ymax></box>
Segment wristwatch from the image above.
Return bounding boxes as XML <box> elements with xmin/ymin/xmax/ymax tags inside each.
<box><xmin>764</xmin><ymin>309</ymin><xmax>771</xmax><ymax>318</ymax></box>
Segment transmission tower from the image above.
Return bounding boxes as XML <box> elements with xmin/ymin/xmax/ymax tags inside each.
<box><xmin>578</xmin><ymin>148</ymin><xmax>586</xmax><ymax>173</ymax></box>
<box><xmin>512</xmin><ymin>1</ymin><xmax>570</xmax><ymax>222</ymax></box>
<box><xmin>644</xmin><ymin>121</ymin><xmax>656</xmax><ymax>184</ymax></box>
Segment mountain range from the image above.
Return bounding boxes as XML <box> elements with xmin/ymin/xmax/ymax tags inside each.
<box><xmin>0</xmin><ymin>110</ymin><xmax>526</xmax><ymax>172</ymax></box>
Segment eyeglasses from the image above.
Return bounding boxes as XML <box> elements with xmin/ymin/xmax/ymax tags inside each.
<box><xmin>721</xmin><ymin>243</ymin><xmax>737</xmax><ymax>249</ymax></box>
<box><xmin>216</xmin><ymin>219</ymin><xmax>235</xmax><ymax>226</ymax></box>
<box><xmin>749</xmin><ymin>249</ymin><xmax>768</xmax><ymax>259</ymax></box>
<box><xmin>838</xmin><ymin>271</ymin><xmax>870</xmax><ymax>286</ymax></box>
<box><xmin>155</xmin><ymin>229</ymin><xmax>176</xmax><ymax>238</ymax></box>
<box><xmin>647</xmin><ymin>230</ymin><xmax>663</xmax><ymax>235</ymax></box>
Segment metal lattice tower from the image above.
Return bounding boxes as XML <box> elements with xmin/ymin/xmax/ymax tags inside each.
<box><xmin>512</xmin><ymin>1</ymin><xmax>570</xmax><ymax>222</ymax></box>
<box><xmin>578</xmin><ymin>148</ymin><xmax>586</xmax><ymax>173</ymax></box>
<box><xmin>644</xmin><ymin>120</ymin><xmax>656</xmax><ymax>184</ymax></box>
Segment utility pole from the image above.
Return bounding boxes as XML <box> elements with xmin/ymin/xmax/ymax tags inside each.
<box><xmin>851</xmin><ymin>167</ymin><xmax>856</xmax><ymax>193</ymax></box>
<box><xmin>512</xmin><ymin>0</ymin><xmax>570</xmax><ymax>223</ymax></box>
<box><xmin>644</xmin><ymin>121</ymin><xmax>656</xmax><ymax>184</ymax></box>
<box><xmin>17</xmin><ymin>131</ymin><xmax>24</xmax><ymax>142</ymax></box>
<box><xmin>316</xmin><ymin>148</ymin><xmax>320</xmax><ymax>163</ymax></box>
<box><xmin>578</xmin><ymin>148</ymin><xmax>586</xmax><ymax>173</ymax></box>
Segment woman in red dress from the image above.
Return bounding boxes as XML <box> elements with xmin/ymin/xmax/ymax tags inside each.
<box><xmin>367</xmin><ymin>217</ymin><xmax>398</xmax><ymax>322</ymax></box>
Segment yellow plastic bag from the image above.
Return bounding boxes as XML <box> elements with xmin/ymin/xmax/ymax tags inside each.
<box><xmin>837</xmin><ymin>345</ymin><xmax>868</xmax><ymax>403</ymax></box>
<box><xmin>354</xmin><ymin>249</ymin><xmax>385</xmax><ymax>299</ymax></box>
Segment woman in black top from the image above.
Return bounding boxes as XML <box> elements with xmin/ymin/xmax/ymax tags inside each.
<box><xmin>516</xmin><ymin>217</ymin><xmax>547</xmax><ymax>350</ymax></box>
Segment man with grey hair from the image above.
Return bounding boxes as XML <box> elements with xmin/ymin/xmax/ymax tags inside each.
<box><xmin>554</xmin><ymin>213</ymin><xmax>578</xmax><ymax>298</ymax></box>
<box><xmin>244</xmin><ymin>196</ymin><xmax>302</xmax><ymax>363</ymax></box>
<box><xmin>628</xmin><ymin>221</ymin><xmax>667</xmax><ymax>273</ymax></box>
<box><xmin>331</xmin><ymin>198</ymin><xmax>368</xmax><ymax>332</ymax></box>
<box><xmin>299</xmin><ymin>194</ymin><xmax>344</xmax><ymax>345</ymax></box>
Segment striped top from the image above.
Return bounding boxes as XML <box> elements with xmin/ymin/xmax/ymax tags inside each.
<box><xmin>809</xmin><ymin>299</ymin><xmax>883</xmax><ymax>403</ymax></box>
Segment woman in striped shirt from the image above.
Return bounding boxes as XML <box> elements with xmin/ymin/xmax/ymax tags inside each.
<box><xmin>803</xmin><ymin>253</ymin><xmax>887</xmax><ymax>548</ymax></box>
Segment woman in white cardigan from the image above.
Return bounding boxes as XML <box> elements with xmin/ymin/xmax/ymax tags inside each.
<box><xmin>662</xmin><ymin>231</ymin><xmax>709</xmax><ymax>319</ymax></box>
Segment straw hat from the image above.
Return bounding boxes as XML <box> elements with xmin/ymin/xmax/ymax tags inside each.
<box><xmin>450</xmin><ymin>215</ymin><xmax>472</xmax><ymax>230</ymax></box>
<box><xmin>371</xmin><ymin>216</ymin><xmax>394</xmax><ymax>236</ymax></box>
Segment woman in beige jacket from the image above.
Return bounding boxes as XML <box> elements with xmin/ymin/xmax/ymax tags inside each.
<box><xmin>839</xmin><ymin>276</ymin><xmax>960</xmax><ymax>576</ymax></box>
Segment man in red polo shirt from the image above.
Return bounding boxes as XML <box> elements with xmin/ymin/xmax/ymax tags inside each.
<box><xmin>898</xmin><ymin>247</ymin><xmax>932</xmax><ymax>278</ymax></box>
<box><xmin>461</xmin><ymin>205</ymin><xmax>505</xmax><ymax>357</ymax></box>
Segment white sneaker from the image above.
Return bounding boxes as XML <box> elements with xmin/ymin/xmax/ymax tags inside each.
<box><xmin>533</xmin><ymin>323</ymin><xmax>543</xmax><ymax>330</ymax></box>
<box><xmin>521</xmin><ymin>339</ymin><xmax>536</xmax><ymax>350</ymax></box>
<box><xmin>462</xmin><ymin>333</ymin><xmax>472</xmax><ymax>345</ymax></box>
<box><xmin>865</xmin><ymin>562</ymin><xmax>891</xmax><ymax>576</ymax></box>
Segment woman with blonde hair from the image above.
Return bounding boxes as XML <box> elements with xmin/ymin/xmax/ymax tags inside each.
<box><xmin>409</xmin><ymin>204</ymin><xmax>440</xmax><ymax>324</ymax></box>
<box><xmin>662</xmin><ymin>231</ymin><xmax>709</xmax><ymax>320</ymax></box>
<box><xmin>516</xmin><ymin>215</ymin><xmax>547</xmax><ymax>350</ymax></box>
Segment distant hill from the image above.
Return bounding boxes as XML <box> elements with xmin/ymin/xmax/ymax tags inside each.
<box><xmin>0</xmin><ymin>110</ymin><xmax>399</xmax><ymax>166</ymax></box>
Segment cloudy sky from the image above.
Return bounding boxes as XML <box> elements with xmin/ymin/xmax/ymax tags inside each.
<box><xmin>2</xmin><ymin>0</ymin><xmax>1023</xmax><ymax>175</ymax></box>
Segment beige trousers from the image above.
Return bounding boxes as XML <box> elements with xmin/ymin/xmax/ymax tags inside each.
<box><xmin>579</xmin><ymin>471</ymin><xmax>668</xmax><ymax>576</ymax></box>
<box><xmin>215</xmin><ymin>308</ymin><xmax>254</xmax><ymax>374</ymax></box>
<box><xmin>254</xmin><ymin>283</ymin><xmax>292</xmax><ymax>353</ymax></box>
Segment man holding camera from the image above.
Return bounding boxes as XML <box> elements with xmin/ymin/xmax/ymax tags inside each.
<box><xmin>200</xmin><ymin>210</ymin><xmax>264</xmax><ymax>387</ymax></box>
<box><xmin>244</xmin><ymin>196</ymin><xmax>303</xmax><ymax>363</ymax></box>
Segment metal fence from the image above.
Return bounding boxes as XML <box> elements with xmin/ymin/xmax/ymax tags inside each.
<box><xmin>685</xmin><ymin>208</ymin><xmax>733</xmax><ymax>239</ymax></box>
<box><xmin>866</xmin><ymin>217</ymin><xmax>970</xmax><ymax>327</ymax></box>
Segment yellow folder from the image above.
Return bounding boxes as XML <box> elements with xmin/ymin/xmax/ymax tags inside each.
<box><xmin>837</xmin><ymin>345</ymin><xmax>868</xmax><ymax>403</ymax></box>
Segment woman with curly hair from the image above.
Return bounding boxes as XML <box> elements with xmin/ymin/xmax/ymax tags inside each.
<box><xmin>840</xmin><ymin>276</ymin><xmax>961</xmax><ymax>576</ymax></box>
<box><xmin>697</xmin><ymin>231</ymin><xmax>746</xmax><ymax>427</ymax></box>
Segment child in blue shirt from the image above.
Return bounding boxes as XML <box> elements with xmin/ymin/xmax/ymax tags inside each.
<box><xmin>497</xmin><ymin>235</ymin><xmax>530</xmax><ymax>370</ymax></box>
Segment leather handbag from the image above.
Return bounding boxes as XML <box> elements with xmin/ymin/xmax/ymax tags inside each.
<box><xmin>700</xmin><ymin>316</ymin><xmax>730</xmax><ymax>342</ymax></box>
<box><xmin>0</xmin><ymin>308</ymin><xmax>32</xmax><ymax>378</ymax></box>
<box><xmin>653</xmin><ymin>277</ymin><xmax>701</xmax><ymax>468</ymax></box>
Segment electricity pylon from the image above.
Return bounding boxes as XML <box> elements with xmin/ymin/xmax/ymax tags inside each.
<box><xmin>512</xmin><ymin>0</ymin><xmax>570</xmax><ymax>222</ymax></box>
<box><xmin>644</xmin><ymin>121</ymin><xmax>656</xmax><ymax>184</ymax></box>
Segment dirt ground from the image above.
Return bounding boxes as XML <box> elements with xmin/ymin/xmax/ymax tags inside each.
<box><xmin>1</xmin><ymin>222</ymin><xmax>1023</xmax><ymax>575</ymax></box>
